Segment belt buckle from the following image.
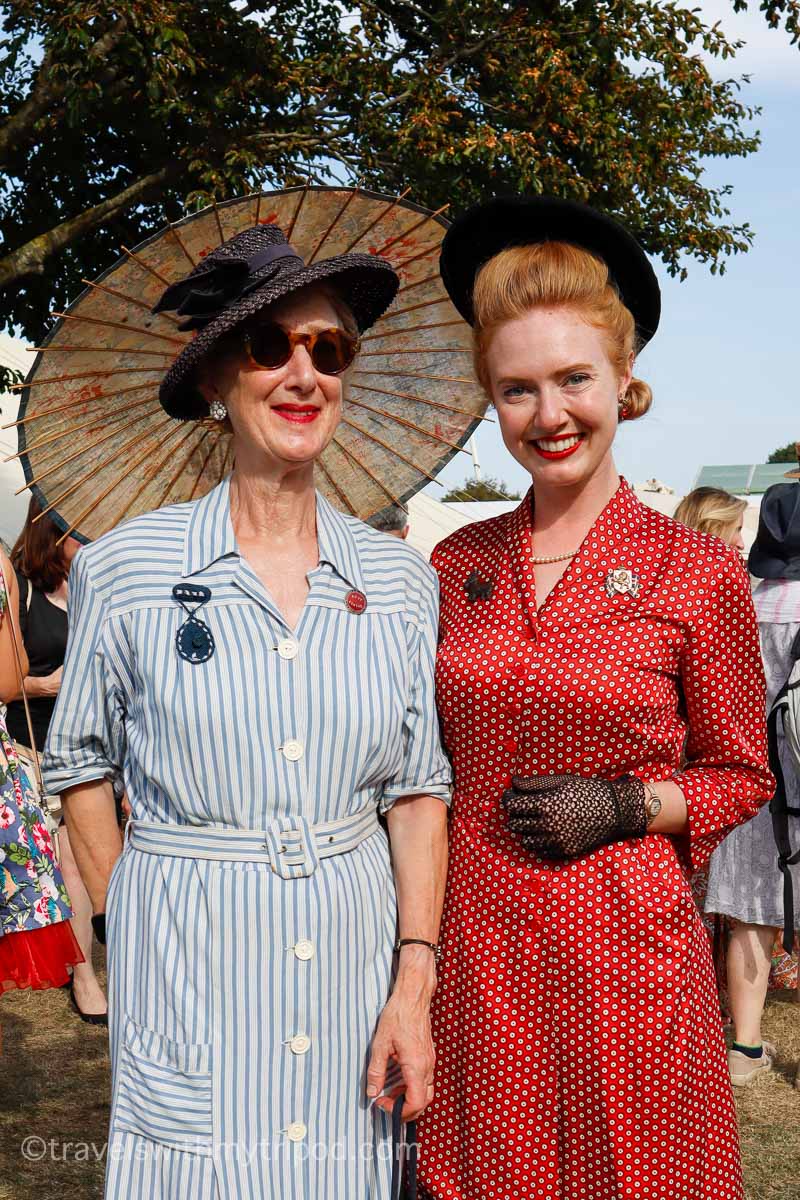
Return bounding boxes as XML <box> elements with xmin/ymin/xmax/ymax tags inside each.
<box><xmin>264</xmin><ymin>816</ymin><xmax>320</xmax><ymax>879</ymax></box>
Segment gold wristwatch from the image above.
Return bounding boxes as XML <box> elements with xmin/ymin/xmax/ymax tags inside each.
<box><xmin>644</xmin><ymin>783</ymin><xmax>662</xmax><ymax>826</ymax></box>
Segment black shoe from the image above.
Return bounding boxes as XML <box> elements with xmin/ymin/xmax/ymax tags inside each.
<box><xmin>68</xmin><ymin>982</ymin><xmax>108</xmax><ymax>1027</ymax></box>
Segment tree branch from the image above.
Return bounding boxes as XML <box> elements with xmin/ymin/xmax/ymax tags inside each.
<box><xmin>0</xmin><ymin>17</ymin><xmax>129</xmax><ymax>167</ymax></box>
<box><xmin>0</xmin><ymin>167</ymin><xmax>171</xmax><ymax>292</ymax></box>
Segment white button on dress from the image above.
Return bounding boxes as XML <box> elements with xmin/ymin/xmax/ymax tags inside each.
<box><xmin>289</xmin><ymin>1034</ymin><xmax>311</xmax><ymax>1055</ymax></box>
<box><xmin>294</xmin><ymin>939</ymin><xmax>314</xmax><ymax>961</ymax></box>
<box><xmin>282</xmin><ymin>740</ymin><xmax>303</xmax><ymax>761</ymax></box>
<box><xmin>277</xmin><ymin>638</ymin><xmax>299</xmax><ymax>660</ymax></box>
<box><xmin>287</xmin><ymin>1122</ymin><xmax>307</xmax><ymax>1143</ymax></box>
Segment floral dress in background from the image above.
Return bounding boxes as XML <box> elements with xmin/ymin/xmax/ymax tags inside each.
<box><xmin>0</xmin><ymin>567</ymin><xmax>81</xmax><ymax>993</ymax></box>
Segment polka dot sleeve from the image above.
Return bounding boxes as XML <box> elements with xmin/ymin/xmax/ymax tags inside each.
<box><xmin>673</xmin><ymin>553</ymin><xmax>773</xmax><ymax>871</ymax></box>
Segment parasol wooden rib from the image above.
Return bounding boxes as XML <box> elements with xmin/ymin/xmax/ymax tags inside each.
<box><xmin>341</xmin><ymin>187</ymin><xmax>412</xmax><ymax>253</ymax></box>
<box><xmin>349</xmin><ymin>382</ymin><xmax>489</xmax><ymax>421</ymax></box>
<box><xmin>80</xmin><ymin>278</ymin><xmax>181</xmax><ymax>324</ymax></box>
<box><xmin>210</xmin><ymin>198</ymin><xmax>226</xmax><ymax>244</ymax></box>
<box><xmin>6</xmin><ymin>383</ymin><xmax>158</xmax><ymax>429</ymax></box>
<box><xmin>372</xmin><ymin>205</ymin><xmax>450</xmax><ymax>258</ymax></box>
<box><xmin>314</xmin><ymin>455</ymin><xmax>358</xmax><ymax>515</ymax></box>
<box><xmin>28</xmin><ymin>344</ymin><xmax>173</xmax><ymax>359</ymax></box>
<box><xmin>359</xmin><ymin>346</ymin><xmax>472</xmax><ymax>357</ymax></box>
<box><xmin>345</xmin><ymin>394</ymin><xmax>471</xmax><ymax>455</ymax></box>
<box><xmin>351</xmin><ymin>368</ymin><xmax>474</xmax><ymax>385</ymax></box>
<box><xmin>152</xmin><ymin>427</ymin><xmax>215</xmax><ymax>511</ymax></box>
<box><xmin>51</xmin><ymin>311</ymin><xmax>186</xmax><ymax>347</ymax></box>
<box><xmin>10</xmin><ymin>367</ymin><xmax>162</xmax><ymax>391</ymax></box>
<box><xmin>286</xmin><ymin>182</ymin><xmax>310</xmax><ymax>242</ymax></box>
<box><xmin>307</xmin><ymin>188</ymin><xmax>360</xmax><ymax>265</ymax></box>
<box><xmin>55</xmin><ymin>422</ymin><xmax>190</xmax><ymax>544</ymax></box>
<box><xmin>390</xmin><ymin>243</ymin><xmax>440</xmax><ymax>273</ymax></box>
<box><xmin>331</xmin><ymin>434</ymin><xmax>403</xmax><ymax>507</ymax></box>
<box><xmin>166</xmin><ymin>223</ymin><xmax>197</xmax><ymax>268</ymax></box>
<box><xmin>340</xmin><ymin>415</ymin><xmax>441</xmax><ymax>484</ymax></box>
<box><xmin>397</xmin><ymin>272</ymin><xmax>439</xmax><ymax>296</ymax></box>
<box><xmin>109</xmin><ymin>423</ymin><xmax>201</xmax><ymax>528</ymax></box>
<box><xmin>23</xmin><ymin>409</ymin><xmax>169</xmax><ymax>493</ymax></box>
<box><xmin>7</xmin><ymin>393</ymin><xmax>157</xmax><ymax>458</ymax></box>
<box><xmin>372</xmin><ymin>296</ymin><xmax>451</xmax><ymax>324</ymax></box>
<box><xmin>361</xmin><ymin>319</ymin><xmax>463</xmax><ymax>343</ymax></box>
<box><xmin>121</xmin><ymin>245</ymin><xmax>172</xmax><ymax>286</ymax></box>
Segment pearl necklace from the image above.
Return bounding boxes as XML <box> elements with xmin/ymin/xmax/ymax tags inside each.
<box><xmin>530</xmin><ymin>549</ymin><xmax>579</xmax><ymax>565</ymax></box>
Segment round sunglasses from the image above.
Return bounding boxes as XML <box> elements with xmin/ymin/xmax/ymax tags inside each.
<box><xmin>241</xmin><ymin>323</ymin><xmax>360</xmax><ymax>376</ymax></box>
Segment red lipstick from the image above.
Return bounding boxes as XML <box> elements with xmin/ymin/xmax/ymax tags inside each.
<box><xmin>273</xmin><ymin>405</ymin><xmax>320</xmax><ymax>424</ymax></box>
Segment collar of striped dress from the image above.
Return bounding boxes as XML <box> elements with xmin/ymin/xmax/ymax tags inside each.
<box><xmin>180</xmin><ymin>474</ymin><xmax>368</xmax><ymax>596</ymax></box>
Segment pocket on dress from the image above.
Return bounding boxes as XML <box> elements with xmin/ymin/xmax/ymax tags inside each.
<box><xmin>113</xmin><ymin>1016</ymin><xmax>213</xmax><ymax>1155</ymax></box>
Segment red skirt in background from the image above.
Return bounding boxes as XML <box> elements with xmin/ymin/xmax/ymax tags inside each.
<box><xmin>0</xmin><ymin>921</ymin><xmax>83</xmax><ymax>994</ymax></box>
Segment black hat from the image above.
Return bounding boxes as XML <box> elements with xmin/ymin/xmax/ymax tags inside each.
<box><xmin>748</xmin><ymin>483</ymin><xmax>800</xmax><ymax>580</ymax></box>
<box><xmin>154</xmin><ymin>222</ymin><xmax>399</xmax><ymax>419</ymax></box>
<box><xmin>438</xmin><ymin>195</ymin><xmax>661</xmax><ymax>345</ymax></box>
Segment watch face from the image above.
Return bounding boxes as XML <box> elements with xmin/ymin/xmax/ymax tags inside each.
<box><xmin>647</xmin><ymin>793</ymin><xmax>662</xmax><ymax>820</ymax></box>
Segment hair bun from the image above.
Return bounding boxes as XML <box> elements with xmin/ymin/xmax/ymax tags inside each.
<box><xmin>623</xmin><ymin>377</ymin><xmax>652</xmax><ymax>420</ymax></box>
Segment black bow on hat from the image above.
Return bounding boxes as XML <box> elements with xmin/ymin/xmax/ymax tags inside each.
<box><xmin>153</xmin><ymin>242</ymin><xmax>303</xmax><ymax>331</ymax></box>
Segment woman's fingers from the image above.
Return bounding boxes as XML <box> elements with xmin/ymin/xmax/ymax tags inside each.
<box><xmin>398</xmin><ymin>1062</ymin><xmax>434</xmax><ymax>1120</ymax></box>
<box><xmin>366</xmin><ymin>1030</ymin><xmax>391</xmax><ymax>1100</ymax></box>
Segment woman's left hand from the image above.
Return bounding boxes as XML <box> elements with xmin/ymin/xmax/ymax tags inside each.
<box><xmin>366</xmin><ymin>953</ymin><xmax>437</xmax><ymax>1121</ymax></box>
<box><xmin>502</xmin><ymin>772</ymin><xmax>647</xmax><ymax>859</ymax></box>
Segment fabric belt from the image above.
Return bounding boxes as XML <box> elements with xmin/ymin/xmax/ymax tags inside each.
<box><xmin>127</xmin><ymin>806</ymin><xmax>380</xmax><ymax>879</ymax></box>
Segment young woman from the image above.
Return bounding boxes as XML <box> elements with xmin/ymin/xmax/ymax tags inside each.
<box><xmin>674</xmin><ymin>487</ymin><xmax>747</xmax><ymax>557</ymax></box>
<box><xmin>0</xmin><ymin>545</ymin><xmax>81</xmax><ymax>1002</ymax></box>
<box><xmin>418</xmin><ymin>197</ymin><xmax>773</xmax><ymax>1200</ymax></box>
<box><xmin>7</xmin><ymin>498</ymin><xmax>108</xmax><ymax>1024</ymax></box>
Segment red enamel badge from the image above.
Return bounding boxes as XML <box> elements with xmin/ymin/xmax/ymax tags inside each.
<box><xmin>345</xmin><ymin>589</ymin><xmax>367</xmax><ymax>614</ymax></box>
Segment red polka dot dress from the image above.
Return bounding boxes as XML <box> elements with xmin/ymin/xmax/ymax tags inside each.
<box><xmin>418</xmin><ymin>480</ymin><xmax>772</xmax><ymax>1200</ymax></box>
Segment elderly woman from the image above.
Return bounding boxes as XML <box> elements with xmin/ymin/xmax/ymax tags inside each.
<box><xmin>417</xmin><ymin>197</ymin><xmax>772</xmax><ymax>1200</ymax></box>
<box><xmin>43</xmin><ymin>223</ymin><xmax>451</xmax><ymax>1198</ymax></box>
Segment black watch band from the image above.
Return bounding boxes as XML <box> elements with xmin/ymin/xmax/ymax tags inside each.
<box><xmin>91</xmin><ymin>913</ymin><xmax>107</xmax><ymax>945</ymax></box>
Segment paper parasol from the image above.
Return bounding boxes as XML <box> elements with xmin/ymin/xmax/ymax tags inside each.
<box><xmin>6</xmin><ymin>186</ymin><xmax>489</xmax><ymax>544</ymax></box>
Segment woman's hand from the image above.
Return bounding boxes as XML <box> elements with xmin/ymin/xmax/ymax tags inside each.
<box><xmin>26</xmin><ymin>665</ymin><xmax>63</xmax><ymax>698</ymax></box>
<box><xmin>366</xmin><ymin>949</ymin><xmax>437</xmax><ymax>1121</ymax></box>
<box><xmin>502</xmin><ymin>772</ymin><xmax>647</xmax><ymax>859</ymax></box>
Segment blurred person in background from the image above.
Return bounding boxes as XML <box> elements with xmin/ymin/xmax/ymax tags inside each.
<box><xmin>673</xmin><ymin>487</ymin><xmax>747</xmax><ymax>558</ymax></box>
<box><xmin>0</xmin><ymin>544</ymin><xmax>81</xmax><ymax>1019</ymax></box>
<box><xmin>367</xmin><ymin>502</ymin><xmax>410</xmax><ymax>540</ymax></box>
<box><xmin>702</xmin><ymin>484</ymin><xmax>800</xmax><ymax>1086</ymax></box>
<box><xmin>6</xmin><ymin>497</ymin><xmax>107</xmax><ymax>1025</ymax></box>
<box><xmin>674</xmin><ymin>488</ymin><xmax>752</xmax><ymax>1010</ymax></box>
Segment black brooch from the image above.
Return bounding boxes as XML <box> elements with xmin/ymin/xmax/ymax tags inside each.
<box><xmin>172</xmin><ymin>583</ymin><xmax>216</xmax><ymax>664</ymax></box>
<box><xmin>465</xmin><ymin>571</ymin><xmax>494</xmax><ymax>602</ymax></box>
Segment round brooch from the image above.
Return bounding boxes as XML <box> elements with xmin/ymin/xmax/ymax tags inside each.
<box><xmin>345</xmin><ymin>589</ymin><xmax>367</xmax><ymax>614</ymax></box>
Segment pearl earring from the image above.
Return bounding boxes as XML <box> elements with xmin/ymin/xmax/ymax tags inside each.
<box><xmin>208</xmin><ymin>398</ymin><xmax>227</xmax><ymax>422</ymax></box>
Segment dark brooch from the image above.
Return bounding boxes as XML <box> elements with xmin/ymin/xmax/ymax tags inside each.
<box><xmin>465</xmin><ymin>571</ymin><xmax>494</xmax><ymax>602</ymax></box>
<box><xmin>173</xmin><ymin>583</ymin><xmax>216</xmax><ymax>664</ymax></box>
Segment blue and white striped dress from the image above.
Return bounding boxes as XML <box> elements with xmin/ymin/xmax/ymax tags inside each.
<box><xmin>43</xmin><ymin>476</ymin><xmax>452</xmax><ymax>1199</ymax></box>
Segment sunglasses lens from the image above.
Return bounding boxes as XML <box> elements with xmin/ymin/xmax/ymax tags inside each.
<box><xmin>311</xmin><ymin>330</ymin><xmax>357</xmax><ymax>375</ymax></box>
<box><xmin>248</xmin><ymin>325</ymin><xmax>292</xmax><ymax>369</ymax></box>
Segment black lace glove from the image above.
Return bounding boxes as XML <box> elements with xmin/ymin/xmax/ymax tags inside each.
<box><xmin>501</xmin><ymin>773</ymin><xmax>647</xmax><ymax>860</ymax></box>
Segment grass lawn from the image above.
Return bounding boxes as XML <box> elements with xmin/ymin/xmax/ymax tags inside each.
<box><xmin>0</xmin><ymin>955</ymin><xmax>798</xmax><ymax>1199</ymax></box>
